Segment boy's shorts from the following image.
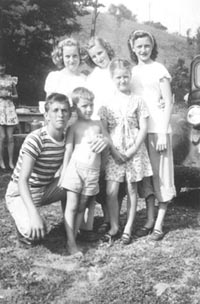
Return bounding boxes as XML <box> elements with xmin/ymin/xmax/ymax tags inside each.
<box><xmin>61</xmin><ymin>159</ymin><xmax>100</xmax><ymax>196</ymax></box>
<box><xmin>5</xmin><ymin>177</ymin><xmax>66</xmax><ymax>238</ymax></box>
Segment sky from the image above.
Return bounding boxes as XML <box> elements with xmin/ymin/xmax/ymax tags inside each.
<box><xmin>99</xmin><ymin>0</ymin><xmax>200</xmax><ymax>36</ymax></box>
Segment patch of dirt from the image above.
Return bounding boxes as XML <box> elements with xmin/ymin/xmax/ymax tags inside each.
<box><xmin>1</xmin><ymin>171</ymin><xmax>200</xmax><ymax>303</ymax></box>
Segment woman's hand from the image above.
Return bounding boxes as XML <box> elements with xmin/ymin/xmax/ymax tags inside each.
<box><xmin>125</xmin><ymin>145</ymin><xmax>137</xmax><ymax>160</ymax></box>
<box><xmin>111</xmin><ymin>148</ymin><xmax>126</xmax><ymax>164</ymax></box>
<box><xmin>158</xmin><ymin>99</ymin><xmax>165</xmax><ymax>109</ymax></box>
<box><xmin>156</xmin><ymin>133</ymin><xmax>167</xmax><ymax>152</ymax></box>
<box><xmin>90</xmin><ymin>134</ymin><xmax>109</xmax><ymax>153</ymax></box>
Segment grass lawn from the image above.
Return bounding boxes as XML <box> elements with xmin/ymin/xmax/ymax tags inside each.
<box><xmin>1</xmin><ymin>172</ymin><xmax>200</xmax><ymax>304</ymax></box>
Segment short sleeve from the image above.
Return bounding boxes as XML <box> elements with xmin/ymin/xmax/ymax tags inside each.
<box><xmin>44</xmin><ymin>71</ymin><xmax>59</xmax><ymax>95</ymax></box>
<box><xmin>156</xmin><ymin>63</ymin><xmax>171</xmax><ymax>82</ymax></box>
<box><xmin>22</xmin><ymin>132</ymin><xmax>43</xmax><ymax>160</ymax></box>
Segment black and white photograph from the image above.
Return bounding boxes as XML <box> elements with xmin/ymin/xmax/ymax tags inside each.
<box><xmin>1</xmin><ymin>0</ymin><xmax>200</xmax><ymax>303</ymax></box>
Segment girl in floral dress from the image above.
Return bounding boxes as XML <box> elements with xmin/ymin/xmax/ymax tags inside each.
<box><xmin>0</xmin><ymin>58</ymin><xmax>18</xmax><ymax>170</ymax></box>
<box><xmin>99</xmin><ymin>58</ymin><xmax>152</xmax><ymax>244</ymax></box>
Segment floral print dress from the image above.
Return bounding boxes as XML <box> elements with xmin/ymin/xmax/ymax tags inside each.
<box><xmin>99</xmin><ymin>91</ymin><xmax>153</xmax><ymax>183</ymax></box>
<box><xmin>0</xmin><ymin>75</ymin><xmax>18</xmax><ymax>125</ymax></box>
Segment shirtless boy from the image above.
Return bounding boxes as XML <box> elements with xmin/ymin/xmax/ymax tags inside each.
<box><xmin>59</xmin><ymin>87</ymin><xmax>104</xmax><ymax>256</ymax></box>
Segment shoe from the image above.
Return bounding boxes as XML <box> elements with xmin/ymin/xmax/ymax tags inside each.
<box><xmin>101</xmin><ymin>231</ymin><xmax>120</xmax><ymax>243</ymax></box>
<box><xmin>71</xmin><ymin>251</ymin><xmax>84</xmax><ymax>260</ymax></box>
<box><xmin>150</xmin><ymin>229</ymin><xmax>164</xmax><ymax>241</ymax></box>
<box><xmin>77</xmin><ymin>229</ymin><xmax>99</xmax><ymax>242</ymax></box>
<box><xmin>97</xmin><ymin>222</ymin><xmax>110</xmax><ymax>234</ymax></box>
<box><xmin>121</xmin><ymin>232</ymin><xmax>132</xmax><ymax>245</ymax></box>
<box><xmin>135</xmin><ymin>226</ymin><xmax>154</xmax><ymax>238</ymax></box>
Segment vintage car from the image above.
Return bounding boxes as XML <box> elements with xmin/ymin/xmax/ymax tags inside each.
<box><xmin>172</xmin><ymin>55</ymin><xmax>200</xmax><ymax>194</ymax></box>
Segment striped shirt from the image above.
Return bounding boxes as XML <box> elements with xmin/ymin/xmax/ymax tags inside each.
<box><xmin>12</xmin><ymin>126</ymin><xmax>65</xmax><ymax>187</ymax></box>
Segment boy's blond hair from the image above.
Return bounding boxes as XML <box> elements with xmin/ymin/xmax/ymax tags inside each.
<box><xmin>71</xmin><ymin>87</ymin><xmax>95</xmax><ymax>107</ymax></box>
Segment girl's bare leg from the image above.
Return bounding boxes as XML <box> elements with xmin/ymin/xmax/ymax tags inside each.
<box><xmin>6</xmin><ymin>126</ymin><xmax>15</xmax><ymax>169</ymax></box>
<box><xmin>144</xmin><ymin>194</ymin><xmax>155</xmax><ymax>229</ymax></box>
<box><xmin>106</xmin><ymin>180</ymin><xmax>120</xmax><ymax>235</ymax></box>
<box><xmin>0</xmin><ymin>126</ymin><xmax>6</xmax><ymax>169</ymax></box>
<box><xmin>123</xmin><ymin>182</ymin><xmax>137</xmax><ymax>236</ymax></box>
<box><xmin>101</xmin><ymin>202</ymin><xmax>110</xmax><ymax>223</ymax></box>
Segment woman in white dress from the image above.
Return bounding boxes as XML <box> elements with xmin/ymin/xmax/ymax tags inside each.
<box><xmin>44</xmin><ymin>37</ymin><xmax>86</xmax><ymax>105</ymax></box>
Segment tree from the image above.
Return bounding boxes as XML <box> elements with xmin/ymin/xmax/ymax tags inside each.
<box><xmin>76</xmin><ymin>0</ymin><xmax>104</xmax><ymax>37</ymax></box>
<box><xmin>0</xmin><ymin>0</ymin><xmax>83</xmax><ymax>104</ymax></box>
<box><xmin>108</xmin><ymin>4</ymin><xmax>137</xmax><ymax>22</ymax></box>
<box><xmin>195</xmin><ymin>27</ymin><xmax>200</xmax><ymax>55</ymax></box>
<box><xmin>170</xmin><ymin>58</ymin><xmax>190</xmax><ymax>103</ymax></box>
<box><xmin>186</xmin><ymin>28</ymin><xmax>193</xmax><ymax>46</ymax></box>
<box><xmin>144</xmin><ymin>21</ymin><xmax>167</xmax><ymax>31</ymax></box>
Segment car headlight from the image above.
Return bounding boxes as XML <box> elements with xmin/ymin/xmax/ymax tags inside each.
<box><xmin>187</xmin><ymin>105</ymin><xmax>200</xmax><ymax>126</ymax></box>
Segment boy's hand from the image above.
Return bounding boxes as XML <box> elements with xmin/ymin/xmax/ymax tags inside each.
<box><xmin>90</xmin><ymin>134</ymin><xmax>108</xmax><ymax>153</ymax></box>
<box><xmin>29</xmin><ymin>210</ymin><xmax>46</xmax><ymax>240</ymax></box>
<box><xmin>156</xmin><ymin>133</ymin><xmax>167</xmax><ymax>152</ymax></box>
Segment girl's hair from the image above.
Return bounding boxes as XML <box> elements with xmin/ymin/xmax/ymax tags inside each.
<box><xmin>109</xmin><ymin>58</ymin><xmax>132</xmax><ymax>77</ymax></box>
<box><xmin>127</xmin><ymin>30</ymin><xmax>158</xmax><ymax>63</ymax></box>
<box><xmin>45</xmin><ymin>92</ymin><xmax>71</xmax><ymax>113</ymax></box>
<box><xmin>86</xmin><ymin>36</ymin><xmax>115</xmax><ymax>68</ymax></box>
<box><xmin>51</xmin><ymin>37</ymin><xmax>87</xmax><ymax>69</ymax></box>
<box><xmin>71</xmin><ymin>87</ymin><xmax>95</xmax><ymax>107</ymax></box>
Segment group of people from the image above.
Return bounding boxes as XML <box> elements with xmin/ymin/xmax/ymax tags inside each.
<box><xmin>5</xmin><ymin>30</ymin><xmax>176</xmax><ymax>257</ymax></box>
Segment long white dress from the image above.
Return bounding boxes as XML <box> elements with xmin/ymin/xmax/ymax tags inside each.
<box><xmin>131</xmin><ymin>61</ymin><xmax>176</xmax><ymax>202</ymax></box>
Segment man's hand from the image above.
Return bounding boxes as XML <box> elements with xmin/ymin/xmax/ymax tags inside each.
<box><xmin>29</xmin><ymin>210</ymin><xmax>46</xmax><ymax>240</ymax></box>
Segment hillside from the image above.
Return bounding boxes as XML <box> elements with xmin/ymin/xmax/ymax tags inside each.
<box><xmin>77</xmin><ymin>13</ymin><xmax>196</xmax><ymax>71</ymax></box>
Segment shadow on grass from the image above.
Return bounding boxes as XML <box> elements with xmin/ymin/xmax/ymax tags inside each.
<box><xmin>43</xmin><ymin>220</ymin><xmax>103</xmax><ymax>255</ymax></box>
<box><xmin>127</xmin><ymin>189</ymin><xmax>200</xmax><ymax>239</ymax></box>
<box><xmin>173</xmin><ymin>188</ymin><xmax>200</xmax><ymax>209</ymax></box>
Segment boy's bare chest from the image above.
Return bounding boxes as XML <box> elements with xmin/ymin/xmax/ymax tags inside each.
<box><xmin>75</xmin><ymin>122</ymin><xmax>101</xmax><ymax>143</ymax></box>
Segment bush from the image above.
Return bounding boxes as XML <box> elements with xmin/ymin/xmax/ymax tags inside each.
<box><xmin>170</xmin><ymin>58</ymin><xmax>190</xmax><ymax>103</ymax></box>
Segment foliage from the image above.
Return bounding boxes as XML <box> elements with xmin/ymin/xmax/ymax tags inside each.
<box><xmin>76</xmin><ymin>0</ymin><xmax>104</xmax><ymax>13</ymax></box>
<box><xmin>169</xmin><ymin>58</ymin><xmax>190</xmax><ymax>103</ymax></box>
<box><xmin>186</xmin><ymin>28</ymin><xmax>194</xmax><ymax>46</ymax></box>
<box><xmin>144</xmin><ymin>21</ymin><xmax>167</xmax><ymax>32</ymax></box>
<box><xmin>195</xmin><ymin>26</ymin><xmax>200</xmax><ymax>55</ymax></box>
<box><xmin>108</xmin><ymin>4</ymin><xmax>137</xmax><ymax>22</ymax></box>
<box><xmin>76</xmin><ymin>0</ymin><xmax>105</xmax><ymax>37</ymax></box>
<box><xmin>0</xmin><ymin>0</ymin><xmax>83</xmax><ymax>104</ymax></box>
